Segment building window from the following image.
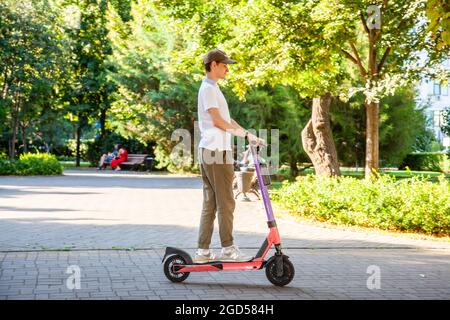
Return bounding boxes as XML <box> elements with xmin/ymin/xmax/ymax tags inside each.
<box><xmin>442</xmin><ymin>85</ymin><xmax>449</xmax><ymax>96</ymax></box>
<box><xmin>434</xmin><ymin>110</ymin><xmax>444</xmax><ymax>127</ymax></box>
<box><xmin>434</xmin><ymin>82</ymin><xmax>441</xmax><ymax>95</ymax></box>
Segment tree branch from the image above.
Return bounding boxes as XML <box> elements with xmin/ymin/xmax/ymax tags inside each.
<box><xmin>341</xmin><ymin>47</ymin><xmax>368</xmax><ymax>80</ymax></box>
<box><xmin>340</xmin><ymin>49</ymin><xmax>358</xmax><ymax>64</ymax></box>
<box><xmin>350</xmin><ymin>43</ymin><xmax>368</xmax><ymax>78</ymax></box>
<box><xmin>377</xmin><ymin>46</ymin><xmax>391</xmax><ymax>73</ymax></box>
<box><xmin>360</xmin><ymin>11</ymin><xmax>370</xmax><ymax>34</ymax></box>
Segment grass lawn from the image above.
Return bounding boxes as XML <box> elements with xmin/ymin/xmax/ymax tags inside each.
<box><xmin>340</xmin><ymin>168</ymin><xmax>450</xmax><ymax>180</ymax></box>
<box><xmin>268</xmin><ymin>167</ymin><xmax>450</xmax><ymax>190</ymax></box>
<box><xmin>59</xmin><ymin>161</ymin><xmax>91</xmax><ymax>169</ymax></box>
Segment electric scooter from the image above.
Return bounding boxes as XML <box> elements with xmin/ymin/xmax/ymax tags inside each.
<box><xmin>162</xmin><ymin>143</ymin><xmax>295</xmax><ymax>287</ymax></box>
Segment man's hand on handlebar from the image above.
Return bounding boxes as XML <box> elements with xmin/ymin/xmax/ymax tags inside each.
<box><xmin>247</xmin><ymin>132</ymin><xmax>266</xmax><ymax>146</ymax></box>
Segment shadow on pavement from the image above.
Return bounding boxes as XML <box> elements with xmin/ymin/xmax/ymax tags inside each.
<box><xmin>0</xmin><ymin>218</ymin><xmax>441</xmax><ymax>251</ymax></box>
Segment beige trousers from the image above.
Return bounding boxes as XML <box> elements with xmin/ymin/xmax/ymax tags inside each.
<box><xmin>198</xmin><ymin>148</ymin><xmax>236</xmax><ymax>249</ymax></box>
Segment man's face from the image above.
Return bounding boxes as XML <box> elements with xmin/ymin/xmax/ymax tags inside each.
<box><xmin>212</xmin><ymin>61</ymin><xmax>229</xmax><ymax>79</ymax></box>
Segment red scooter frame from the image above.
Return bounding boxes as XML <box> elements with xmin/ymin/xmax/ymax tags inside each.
<box><xmin>162</xmin><ymin>144</ymin><xmax>295</xmax><ymax>286</ymax></box>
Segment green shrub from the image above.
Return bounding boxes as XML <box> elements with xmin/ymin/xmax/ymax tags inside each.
<box><xmin>0</xmin><ymin>153</ymin><xmax>63</xmax><ymax>176</ymax></box>
<box><xmin>272</xmin><ymin>175</ymin><xmax>450</xmax><ymax>236</ymax></box>
<box><xmin>0</xmin><ymin>159</ymin><xmax>17</xmax><ymax>175</ymax></box>
<box><xmin>399</xmin><ymin>152</ymin><xmax>450</xmax><ymax>172</ymax></box>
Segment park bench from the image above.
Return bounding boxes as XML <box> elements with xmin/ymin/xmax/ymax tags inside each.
<box><xmin>120</xmin><ymin>154</ymin><xmax>153</xmax><ymax>171</ymax></box>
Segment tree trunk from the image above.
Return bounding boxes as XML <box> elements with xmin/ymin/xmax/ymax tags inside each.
<box><xmin>289</xmin><ymin>156</ymin><xmax>299</xmax><ymax>178</ymax></box>
<box><xmin>301</xmin><ymin>92</ymin><xmax>341</xmax><ymax>177</ymax></box>
<box><xmin>365</xmin><ymin>101</ymin><xmax>379</xmax><ymax>179</ymax></box>
<box><xmin>365</xmin><ymin>25</ymin><xmax>379</xmax><ymax>179</ymax></box>
<box><xmin>100</xmin><ymin>89</ymin><xmax>110</xmax><ymax>139</ymax></box>
<box><xmin>1</xmin><ymin>68</ymin><xmax>10</xmax><ymax>99</ymax></box>
<box><xmin>100</xmin><ymin>107</ymin><xmax>107</xmax><ymax>139</ymax></box>
<box><xmin>76</xmin><ymin>121</ymin><xmax>82</xmax><ymax>167</ymax></box>
<box><xmin>20</xmin><ymin>123</ymin><xmax>28</xmax><ymax>154</ymax></box>
<box><xmin>9</xmin><ymin>102</ymin><xmax>19</xmax><ymax>160</ymax></box>
<box><xmin>44</xmin><ymin>141</ymin><xmax>50</xmax><ymax>153</ymax></box>
<box><xmin>9</xmin><ymin>129</ymin><xmax>16</xmax><ymax>160</ymax></box>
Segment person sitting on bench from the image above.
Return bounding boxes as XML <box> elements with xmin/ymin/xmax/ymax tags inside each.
<box><xmin>110</xmin><ymin>145</ymin><xmax>128</xmax><ymax>171</ymax></box>
<box><xmin>98</xmin><ymin>144</ymin><xmax>120</xmax><ymax>170</ymax></box>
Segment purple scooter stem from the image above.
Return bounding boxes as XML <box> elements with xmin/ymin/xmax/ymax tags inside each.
<box><xmin>249</xmin><ymin>144</ymin><xmax>275</xmax><ymax>222</ymax></box>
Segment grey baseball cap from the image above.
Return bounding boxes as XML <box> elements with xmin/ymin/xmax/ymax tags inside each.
<box><xmin>203</xmin><ymin>49</ymin><xmax>237</xmax><ymax>65</ymax></box>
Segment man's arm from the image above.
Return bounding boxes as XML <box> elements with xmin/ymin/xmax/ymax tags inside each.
<box><xmin>208</xmin><ymin>108</ymin><xmax>262</xmax><ymax>144</ymax></box>
<box><xmin>208</xmin><ymin>108</ymin><xmax>246</xmax><ymax>137</ymax></box>
<box><xmin>230</xmin><ymin>118</ymin><xmax>245</xmax><ymax>131</ymax></box>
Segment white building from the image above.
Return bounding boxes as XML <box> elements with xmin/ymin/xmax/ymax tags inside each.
<box><xmin>416</xmin><ymin>57</ymin><xmax>450</xmax><ymax>148</ymax></box>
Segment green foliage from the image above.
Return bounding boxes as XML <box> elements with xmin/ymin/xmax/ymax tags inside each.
<box><xmin>426</xmin><ymin>0</ymin><xmax>450</xmax><ymax>51</ymax></box>
<box><xmin>228</xmin><ymin>85</ymin><xmax>311</xmax><ymax>176</ymax></box>
<box><xmin>106</xmin><ymin>0</ymin><xmax>185</xmax><ymax>171</ymax></box>
<box><xmin>0</xmin><ymin>153</ymin><xmax>63</xmax><ymax>176</ymax></box>
<box><xmin>441</xmin><ymin>106</ymin><xmax>450</xmax><ymax>137</ymax></box>
<box><xmin>378</xmin><ymin>89</ymin><xmax>430</xmax><ymax>166</ymax></box>
<box><xmin>109</xmin><ymin>0</ymin><xmax>132</xmax><ymax>22</ymax></box>
<box><xmin>0</xmin><ymin>159</ymin><xmax>17</xmax><ymax>175</ymax></box>
<box><xmin>413</xmin><ymin>123</ymin><xmax>441</xmax><ymax>153</ymax></box>
<box><xmin>223</xmin><ymin>0</ymin><xmax>348</xmax><ymax>98</ymax></box>
<box><xmin>272</xmin><ymin>175</ymin><xmax>450</xmax><ymax>235</ymax></box>
<box><xmin>399</xmin><ymin>152</ymin><xmax>450</xmax><ymax>172</ymax></box>
<box><xmin>0</xmin><ymin>0</ymin><xmax>445</xmax><ymax>174</ymax></box>
<box><xmin>16</xmin><ymin>153</ymin><xmax>64</xmax><ymax>175</ymax></box>
<box><xmin>330</xmin><ymin>87</ymin><xmax>433</xmax><ymax>167</ymax></box>
<box><xmin>57</xmin><ymin>0</ymin><xmax>117</xmax><ymax>165</ymax></box>
<box><xmin>0</xmin><ymin>0</ymin><xmax>66</xmax><ymax>158</ymax></box>
<box><xmin>66</xmin><ymin>139</ymin><xmax>91</xmax><ymax>162</ymax></box>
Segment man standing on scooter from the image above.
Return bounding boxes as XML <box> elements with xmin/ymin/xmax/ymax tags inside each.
<box><xmin>195</xmin><ymin>48</ymin><xmax>263</xmax><ymax>263</ymax></box>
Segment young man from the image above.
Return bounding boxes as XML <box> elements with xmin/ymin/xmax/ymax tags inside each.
<box><xmin>195</xmin><ymin>49</ymin><xmax>262</xmax><ymax>263</ymax></box>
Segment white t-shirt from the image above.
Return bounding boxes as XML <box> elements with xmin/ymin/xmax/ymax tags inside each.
<box><xmin>197</xmin><ymin>77</ymin><xmax>232</xmax><ymax>151</ymax></box>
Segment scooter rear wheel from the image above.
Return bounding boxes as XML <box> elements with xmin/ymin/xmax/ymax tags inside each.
<box><xmin>265</xmin><ymin>256</ymin><xmax>295</xmax><ymax>286</ymax></box>
<box><xmin>164</xmin><ymin>254</ymin><xmax>190</xmax><ymax>283</ymax></box>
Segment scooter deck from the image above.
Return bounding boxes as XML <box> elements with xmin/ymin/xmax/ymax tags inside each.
<box><xmin>174</xmin><ymin>259</ymin><xmax>264</xmax><ymax>272</ymax></box>
<box><xmin>191</xmin><ymin>257</ymin><xmax>256</xmax><ymax>264</ymax></box>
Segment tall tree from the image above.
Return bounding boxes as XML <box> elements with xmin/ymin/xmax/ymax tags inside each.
<box><xmin>58</xmin><ymin>0</ymin><xmax>115</xmax><ymax>166</ymax></box>
<box><xmin>107</xmin><ymin>0</ymin><xmax>188</xmax><ymax>170</ymax></box>
<box><xmin>0</xmin><ymin>0</ymin><xmax>64</xmax><ymax>159</ymax></box>
<box><xmin>327</xmin><ymin>0</ymin><xmax>447</xmax><ymax>178</ymax></box>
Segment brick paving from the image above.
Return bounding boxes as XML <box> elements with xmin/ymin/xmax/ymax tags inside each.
<box><xmin>0</xmin><ymin>169</ymin><xmax>449</xmax><ymax>300</ymax></box>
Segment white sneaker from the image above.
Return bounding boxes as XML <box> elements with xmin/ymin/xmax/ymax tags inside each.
<box><xmin>220</xmin><ymin>245</ymin><xmax>253</xmax><ymax>262</ymax></box>
<box><xmin>194</xmin><ymin>248</ymin><xmax>218</xmax><ymax>263</ymax></box>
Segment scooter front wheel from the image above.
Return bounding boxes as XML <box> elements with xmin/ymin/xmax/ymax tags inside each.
<box><xmin>163</xmin><ymin>254</ymin><xmax>190</xmax><ymax>283</ymax></box>
<box><xmin>265</xmin><ymin>256</ymin><xmax>295</xmax><ymax>286</ymax></box>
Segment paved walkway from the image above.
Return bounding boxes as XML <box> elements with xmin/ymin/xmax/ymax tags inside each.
<box><xmin>0</xmin><ymin>169</ymin><xmax>449</xmax><ymax>299</ymax></box>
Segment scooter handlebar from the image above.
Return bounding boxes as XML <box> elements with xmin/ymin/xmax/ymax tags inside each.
<box><xmin>245</xmin><ymin>133</ymin><xmax>267</xmax><ymax>149</ymax></box>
